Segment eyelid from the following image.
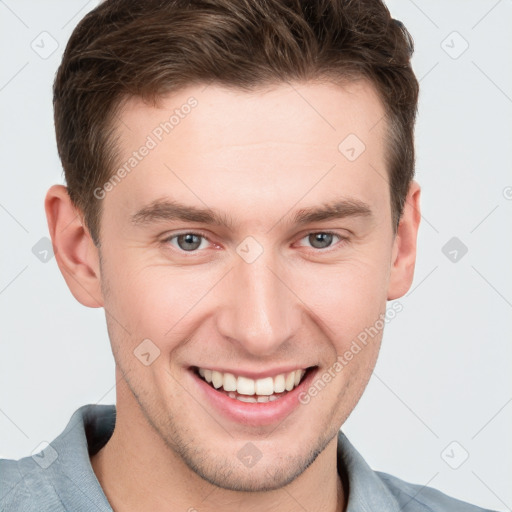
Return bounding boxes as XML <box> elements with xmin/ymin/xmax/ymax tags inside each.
<box><xmin>162</xmin><ymin>229</ymin><xmax>211</xmax><ymax>240</ymax></box>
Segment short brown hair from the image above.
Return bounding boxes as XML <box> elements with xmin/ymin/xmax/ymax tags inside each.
<box><xmin>53</xmin><ymin>0</ymin><xmax>419</xmax><ymax>246</ymax></box>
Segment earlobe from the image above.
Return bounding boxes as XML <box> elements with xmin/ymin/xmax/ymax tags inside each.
<box><xmin>44</xmin><ymin>184</ymin><xmax>104</xmax><ymax>308</ymax></box>
<box><xmin>387</xmin><ymin>180</ymin><xmax>421</xmax><ymax>300</ymax></box>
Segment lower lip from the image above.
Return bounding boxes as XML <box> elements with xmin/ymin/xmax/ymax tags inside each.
<box><xmin>190</xmin><ymin>367</ymin><xmax>318</xmax><ymax>426</ymax></box>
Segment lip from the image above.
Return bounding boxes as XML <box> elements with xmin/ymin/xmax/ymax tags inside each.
<box><xmin>189</xmin><ymin>366</ymin><xmax>318</xmax><ymax>427</ymax></box>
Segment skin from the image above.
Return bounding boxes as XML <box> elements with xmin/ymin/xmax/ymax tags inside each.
<box><xmin>45</xmin><ymin>80</ymin><xmax>421</xmax><ymax>512</ymax></box>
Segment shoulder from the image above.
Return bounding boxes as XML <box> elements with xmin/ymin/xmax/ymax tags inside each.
<box><xmin>336</xmin><ymin>430</ymin><xmax>498</xmax><ymax>512</ymax></box>
<box><xmin>0</xmin><ymin>454</ymin><xmax>64</xmax><ymax>512</ymax></box>
<box><xmin>0</xmin><ymin>403</ymin><xmax>115</xmax><ymax>512</ymax></box>
<box><xmin>376</xmin><ymin>470</ymin><xmax>498</xmax><ymax>512</ymax></box>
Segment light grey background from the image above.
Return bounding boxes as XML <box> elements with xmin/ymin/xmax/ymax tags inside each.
<box><xmin>1</xmin><ymin>1</ymin><xmax>511</xmax><ymax>510</ymax></box>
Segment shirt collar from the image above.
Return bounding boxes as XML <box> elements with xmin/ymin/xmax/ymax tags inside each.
<box><xmin>48</xmin><ymin>404</ymin><xmax>401</xmax><ymax>512</ymax></box>
<box><xmin>47</xmin><ymin>404</ymin><xmax>114</xmax><ymax>512</ymax></box>
<box><xmin>337</xmin><ymin>429</ymin><xmax>401</xmax><ymax>512</ymax></box>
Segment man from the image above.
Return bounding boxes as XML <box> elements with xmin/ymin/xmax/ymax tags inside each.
<box><xmin>0</xmin><ymin>0</ymin><xmax>498</xmax><ymax>511</ymax></box>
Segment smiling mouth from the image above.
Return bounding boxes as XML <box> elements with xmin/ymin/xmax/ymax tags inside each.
<box><xmin>193</xmin><ymin>366</ymin><xmax>315</xmax><ymax>403</ymax></box>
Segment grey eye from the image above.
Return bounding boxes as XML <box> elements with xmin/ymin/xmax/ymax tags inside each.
<box><xmin>308</xmin><ymin>233</ymin><xmax>335</xmax><ymax>249</ymax></box>
<box><xmin>175</xmin><ymin>233</ymin><xmax>204</xmax><ymax>251</ymax></box>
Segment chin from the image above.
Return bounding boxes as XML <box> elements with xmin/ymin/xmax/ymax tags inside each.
<box><xmin>176</xmin><ymin>430</ymin><xmax>335</xmax><ymax>493</ymax></box>
<box><xmin>187</xmin><ymin>455</ymin><xmax>310</xmax><ymax>492</ymax></box>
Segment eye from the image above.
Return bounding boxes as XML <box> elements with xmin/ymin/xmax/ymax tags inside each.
<box><xmin>297</xmin><ymin>231</ymin><xmax>346</xmax><ymax>250</ymax></box>
<box><xmin>162</xmin><ymin>230</ymin><xmax>348</xmax><ymax>254</ymax></box>
<box><xmin>164</xmin><ymin>232</ymin><xmax>211</xmax><ymax>252</ymax></box>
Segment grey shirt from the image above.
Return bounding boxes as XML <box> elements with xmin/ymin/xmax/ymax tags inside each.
<box><xmin>0</xmin><ymin>404</ymin><xmax>497</xmax><ymax>511</ymax></box>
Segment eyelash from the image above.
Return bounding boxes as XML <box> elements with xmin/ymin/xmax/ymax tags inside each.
<box><xmin>161</xmin><ymin>230</ymin><xmax>349</xmax><ymax>254</ymax></box>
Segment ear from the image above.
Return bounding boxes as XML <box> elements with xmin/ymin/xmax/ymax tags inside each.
<box><xmin>44</xmin><ymin>184</ymin><xmax>104</xmax><ymax>308</ymax></box>
<box><xmin>387</xmin><ymin>180</ymin><xmax>421</xmax><ymax>300</ymax></box>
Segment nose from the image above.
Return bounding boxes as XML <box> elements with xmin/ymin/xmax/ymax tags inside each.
<box><xmin>215</xmin><ymin>247</ymin><xmax>300</xmax><ymax>357</ymax></box>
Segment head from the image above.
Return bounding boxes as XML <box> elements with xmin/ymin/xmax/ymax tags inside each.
<box><xmin>46</xmin><ymin>0</ymin><xmax>421</xmax><ymax>493</ymax></box>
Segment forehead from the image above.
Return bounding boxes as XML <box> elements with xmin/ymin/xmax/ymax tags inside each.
<box><xmin>117</xmin><ymin>79</ymin><xmax>386</xmax><ymax>151</ymax></box>
<box><xmin>107</xmin><ymin>80</ymin><xmax>389</xmax><ymax>229</ymax></box>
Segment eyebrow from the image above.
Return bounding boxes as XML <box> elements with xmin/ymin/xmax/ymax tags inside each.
<box><xmin>130</xmin><ymin>197</ymin><xmax>373</xmax><ymax>229</ymax></box>
<box><xmin>131</xmin><ymin>199</ymin><xmax>235</xmax><ymax>229</ymax></box>
<box><xmin>291</xmin><ymin>199</ymin><xmax>373</xmax><ymax>226</ymax></box>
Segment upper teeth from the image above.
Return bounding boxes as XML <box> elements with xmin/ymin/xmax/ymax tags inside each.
<box><xmin>198</xmin><ymin>368</ymin><xmax>306</xmax><ymax>395</ymax></box>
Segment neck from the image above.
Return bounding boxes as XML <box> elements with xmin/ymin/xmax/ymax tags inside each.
<box><xmin>91</xmin><ymin>384</ymin><xmax>345</xmax><ymax>512</ymax></box>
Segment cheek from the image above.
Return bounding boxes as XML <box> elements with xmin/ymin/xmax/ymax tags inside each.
<box><xmin>293</xmin><ymin>253</ymin><xmax>390</xmax><ymax>350</ymax></box>
<box><xmin>102</xmin><ymin>259</ymin><xmax>218</xmax><ymax>348</ymax></box>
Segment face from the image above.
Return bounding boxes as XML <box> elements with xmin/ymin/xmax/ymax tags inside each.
<box><xmin>92</xmin><ymin>80</ymin><xmax>406</xmax><ymax>491</ymax></box>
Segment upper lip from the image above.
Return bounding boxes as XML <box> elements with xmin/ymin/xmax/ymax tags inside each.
<box><xmin>192</xmin><ymin>365</ymin><xmax>316</xmax><ymax>380</ymax></box>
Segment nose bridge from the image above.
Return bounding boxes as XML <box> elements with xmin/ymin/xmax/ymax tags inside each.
<box><xmin>216</xmin><ymin>248</ymin><xmax>297</xmax><ymax>356</ymax></box>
